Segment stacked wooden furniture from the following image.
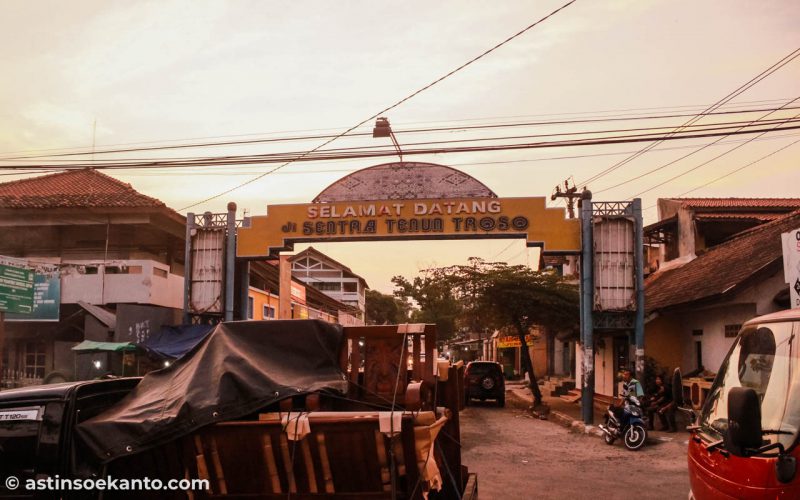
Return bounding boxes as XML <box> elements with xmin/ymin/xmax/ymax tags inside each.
<box><xmin>188</xmin><ymin>324</ymin><xmax>475</xmax><ymax>500</ymax></box>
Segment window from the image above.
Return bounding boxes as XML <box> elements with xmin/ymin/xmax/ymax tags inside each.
<box><xmin>312</xmin><ymin>282</ymin><xmax>341</xmax><ymax>292</ymax></box>
<box><xmin>692</xmin><ymin>329</ymin><xmax>703</xmax><ymax>336</ymax></box>
<box><xmin>343</xmin><ymin>282</ymin><xmax>358</xmax><ymax>293</ymax></box>
<box><xmin>24</xmin><ymin>342</ymin><xmax>46</xmax><ymax>378</ymax></box>
<box><xmin>724</xmin><ymin>324</ymin><xmax>742</xmax><ymax>338</ymax></box>
<box><xmin>247</xmin><ymin>297</ymin><xmax>254</xmax><ymax>319</ymax></box>
<box><xmin>152</xmin><ymin>267</ymin><xmax>168</xmax><ymax>278</ymax></box>
<box><xmin>104</xmin><ymin>265</ymin><xmax>141</xmax><ymax>274</ymax></box>
<box><xmin>263</xmin><ymin>305</ymin><xmax>276</xmax><ymax>319</ymax></box>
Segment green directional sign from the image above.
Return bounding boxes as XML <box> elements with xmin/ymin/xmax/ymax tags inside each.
<box><xmin>0</xmin><ymin>264</ymin><xmax>35</xmax><ymax>314</ymax></box>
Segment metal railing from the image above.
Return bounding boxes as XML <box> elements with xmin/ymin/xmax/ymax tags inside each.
<box><xmin>1</xmin><ymin>369</ymin><xmax>43</xmax><ymax>390</ymax></box>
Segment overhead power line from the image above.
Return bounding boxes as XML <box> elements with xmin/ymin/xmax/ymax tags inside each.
<box><xmin>5</xmin><ymin>115</ymin><xmax>798</xmax><ymax>165</ymax></box>
<box><xmin>177</xmin><ymin>0</ymin><xmax>579</xmax><ymax>211</ymax></box>
<box><xmin>2</xmin><ymin>120</ymin><xmax>798</xmax><ymax>173</ymax></box>
<box><xmin>4</xmin><ymin>103</ymin><xmax>800</xmax><ymax>162</ymax></box>
<box><xmin>675</xmin><ymin>137</ymin><xmax>800</xmax><ymax>197</ymax></box>
<box><xmin>109</xmin><ymin>132</ymin><xmax>800</xmax><ymax>177</ymax></box>
<box><xmin>574</xmin><ymin>46</ymin><xmax>800</xmax><ymax>189</ymax></box>
<box><xmin>644</xmin><ymin>135</ymin><xmax>800</xmax><ymax>211</ymax></box>
<box><xmin>594</xmin><ymin>95</ymin><xmax>800</xmax><ymax>195</ymax></box>
<box><xmin>2</xmin><ymin>96</ymin><xmax>794</xmax><ymax>159</ymax></box>
<box><xmin>629</xmin><ymin>109</ymin><xmax>800</xmax><ymax>198</ymax></box>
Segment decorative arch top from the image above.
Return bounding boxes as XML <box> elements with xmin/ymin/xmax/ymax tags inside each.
<box><xmin>312</xmin><ymin>162</ymin><xmax>497</xmax><ymax>203</ymax></box>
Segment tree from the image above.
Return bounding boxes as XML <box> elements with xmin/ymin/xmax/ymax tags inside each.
<box><xmin>365</xmin><ymin>289</ymin><xmax>410</xmax><ymax>325</ymax></box>
<box><xmin>397</xmin><ymin>258</ymin><xmax>579</xmax><ymax>406</ymax></box>
<box><xmin>391</xmin><ymin>271</ymin><xmax>462</xmax><ymax>341</ymax></box>
<box><xmin>460</xmin><ymin>262</ymin><xmax>579</xmax><ymax>406</ymax></box>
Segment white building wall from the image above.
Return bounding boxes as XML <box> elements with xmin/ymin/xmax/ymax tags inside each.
<box><xmin>61</xmin><ymin>260</ymin><xmax>183</xmax><ymax>309</ymax></box>
<box><xmin>675</xmin><ymin>269</ymin><xmax>786</xmax><ymax>374</ymax></box>
<box><xmin>575</xmin><ymin>340</ymin><xmax>616</xmax><ymax>397</ymax></box>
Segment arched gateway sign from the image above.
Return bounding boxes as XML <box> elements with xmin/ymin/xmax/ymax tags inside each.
<box><xmin>237</xmin><ymin>162</ymin><xmax>581</xmax><ymax>258</ymax></box>
<box><xmin>190</xmin><ymin>161</ymin><xmax>640</xmax><ymax>427</ymax></box>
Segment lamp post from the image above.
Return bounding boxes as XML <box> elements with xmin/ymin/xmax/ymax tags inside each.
<box><xmin>373</xmin><ymin>117</ymin><xmax>403</xmax><ymax>162</ymax></box>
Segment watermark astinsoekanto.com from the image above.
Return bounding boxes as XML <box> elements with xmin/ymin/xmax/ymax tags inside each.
<box><xmin>4</xmin><ymin>475</ymin><xmax>209</xmax><ymax>492</ymax></box>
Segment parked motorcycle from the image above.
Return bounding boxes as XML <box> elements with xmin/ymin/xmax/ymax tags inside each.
<box><xmin>598</xmin><ymin>396</ymin><xmax>648</xmax><ymax>451</ymax></box>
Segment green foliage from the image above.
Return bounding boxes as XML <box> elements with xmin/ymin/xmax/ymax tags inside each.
<box><xmin>391</xmin><ymin>272</ymin><xmax>461</xmax><ymax>340</ymax></box>
<box><xmin>392</xmin><ymin>257</ymin><xmax>580</xmax><ymax>344</ymax></box>
<box><xmin>365</xmin><ymin>289</ymin><xmax>410</xmax><ymax>325</ymax></box>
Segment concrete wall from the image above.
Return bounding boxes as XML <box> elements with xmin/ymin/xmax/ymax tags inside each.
<box><xmin>646</xmin><ymin>269</ymin><xmax>787</xmax><ymax>375</ymax></box>
<box><xmin>574</xmin><ymin>340</ymin><xmax>616</xmax><ymax>398</ymax></box>
<box><xmin>644</xmin><ymin>315</ymin><xmax>684</xmax><ymax>374</ymax></box>
<box><xmin>115</xmin><ymin>303</ymin><xmax>182</xmax><ymax>344</ymax></box>
<box><xmin>61</xmin><ymin>259</ymin><xmax>183</xmax><ymax>308</ymax></box>
<box><xmin>249</xmin><ymin>287</ymin><xmax>279</xmax><ymax>320</ymax></box>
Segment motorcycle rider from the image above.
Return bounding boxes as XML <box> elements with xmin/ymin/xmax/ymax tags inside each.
<box><xmin>612</xmin><ymin>368</ymin><xmax>644</xmax><ymax>421</ymax></box>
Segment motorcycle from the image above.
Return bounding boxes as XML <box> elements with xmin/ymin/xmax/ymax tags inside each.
<box><xmin>598</xmin><ymin>395</ymin><xmax>648</xmax><ymax>451</ymax></box>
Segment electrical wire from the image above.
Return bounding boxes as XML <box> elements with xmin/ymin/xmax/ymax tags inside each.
<box><xmin>2</xmin><ymin>118</ymin><xmax>799</xmax><ymax>174</ymax></box>
<box><xmin>575</xmin><ymin>46</ymin><xmax>800</xmax><ymax>188</ymax></box>
<box><xmin>177</xmin><ymin>0</ymin><xmax>579</xmax><ymax>211</ymax></box>
<box><xmin>645</xmin><ymin>136</ymin><xmax>800</xmax><ymax>206</ymax></box>
<box><xmin>4</xmin><ymin>104</ymin><xmax>800</xmax><ymax>163</ymax></box>
<box><xmin>2</xmin><ymin>96</ymin><xmax>794</xmax><ymax>159</ymax></box>
<box><xmin>594</xmin><ymin>96</ymin><xmax>800</xmax><ymax>195</ymax></box>
<box><xmin>71</xmin><ymin>131</ymin><xmax>800</xmax><ymax>177</ymax></box>
<box><xmin>630</xmin><ymin>109</ymin><xmax>800</xmax><ymax>198</ymax></box>
<box><xmin>6</xmin><ymin>115</ymin><xmax>798</xmax><ymax>165</ymax></box>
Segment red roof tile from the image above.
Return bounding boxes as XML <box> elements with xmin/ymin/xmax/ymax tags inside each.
<box><xmin>0</xmin><ymin>168</ymin><xmax>169</xmax><ymax>210</ymax></box>
<box><xmin>664</xmin><ymin>198</ymin><xmax>800</xmax><ymax>209</ymax></box>
<box><xmin>645</xmin><ymin>209</ymin><xmax>800</xmax><ymax>312</ymax></box>
<box><xmin>694</xmin><ymin>212</ymin><xmax>782</xmax><ymax>222</ymax></box>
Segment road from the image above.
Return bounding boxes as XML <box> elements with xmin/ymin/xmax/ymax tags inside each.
<box><xmin>459</xmin><ymin>400</ymin><xmax>691</xmax><ymax>499</ymax></box>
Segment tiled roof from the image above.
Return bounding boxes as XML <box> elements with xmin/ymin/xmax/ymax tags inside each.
<box><xmin>694</xmin><ymin>212</ymin><xmax>782</xmax><ymax>222</ymax></box>
<box><xmin>645</xmin><ymin>209</ymin><xmax>800</xmax><ymax>312</ymax></box>
<box><xmin>0</xmin><ymin>168</ymin><xmax>169</xmax><ymax>210</ymax></box>
<box><xmin>664</xmin><ymin>198</ymin><xmax>800</xmax><ymax>210</ymax></box>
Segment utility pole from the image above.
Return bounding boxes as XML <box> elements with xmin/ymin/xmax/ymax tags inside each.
<box><xmin>551</xmin><ymin>178</ymin><xmax>584</xmax><ymax>219</ymax></box>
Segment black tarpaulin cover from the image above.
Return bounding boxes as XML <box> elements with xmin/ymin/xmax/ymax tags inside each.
<box><xmin>78</xmin><ymin>319</ymin><xmax>347</xmax><ymax>462</ymax></box>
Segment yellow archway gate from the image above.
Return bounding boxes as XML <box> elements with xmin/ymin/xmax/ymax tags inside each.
<box><xmin>237</xmin><ymin>162</ymin><xmax>581</xmax><ymax>258</ymax></box>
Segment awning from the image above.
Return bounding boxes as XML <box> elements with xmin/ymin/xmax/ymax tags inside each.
<box><xmin>139</xmin><ymin>324</ymin><xmax>214</xmax><ymax>359</ymax></box>
<box><xmin>72</xmin><ymin>340</ymin><xmax>137</xmax><ymax>352</ymax></box>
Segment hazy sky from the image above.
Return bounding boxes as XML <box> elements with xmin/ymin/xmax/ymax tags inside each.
<box><xmin>2</xmin><ymin>1</ymin><xmax>799</xmax><ymax>292</ymax></box>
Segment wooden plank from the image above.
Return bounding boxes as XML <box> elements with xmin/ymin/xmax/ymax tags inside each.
<box><xmin>261</xmin><ymin>433</ymin><xmax>282</xmax><ymax>494</ymax></box>
<box><xmin>438</xmin><ymin>365</ymin><xmax>464</xmax><ymax>499</ymax></box>
<box><xmin>400</xmin><ymin>418</ymin><xmax>423</xmax><ymax>500</ymax></box>
<box><xmin>350</xmin><ymin>337</ymin><xmax>362</xmax><ymax>391</ymax></box>
<box><xmin>364</xmin><ymin>335</ymin><xmax>405</xmax><ymax>401</ymax></box>
<box><xmin>461</xmin><ymin>473</ymin><xmax>478</xmax><ymax>500</ymax></box>
<box><xmin>194</xmin><ymin>435</ymin><xmax>212</xmax><ymax>493</ymax></box>
<box><xmin>423</xmin><ymin>332</ymin><xmax>435</xmax><ymax>385</ymax></box>
<box><xmin>373</xmin><ymin>430</ymin><xmax>391</xmax><ymax>491</ymax></box>
<box><xmin>412</xmin><ymin>335</ymin><xmax>422</xmax><ymax>382</ymax></box>
<box><xmin>314</xmin><ymin>432</ymin><xmax>335</xmax><ymax>494</ymax></box>
<box><xmin>301</xmin><ymin>439</ymin><xmax>318</xmax><ymax>493</ymax></box>
<box><xmin>209</xmin><ymin>436</ymin><xmax>228</xmax><ymax>495</ymax></box>
<box><xmin>279</xmin><ymin>434</ymin><xmax>298</xmax><ymax>493</ymax></box>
